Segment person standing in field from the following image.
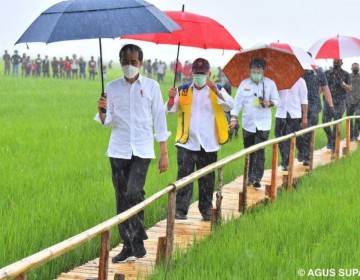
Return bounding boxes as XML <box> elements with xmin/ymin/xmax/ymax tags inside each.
<box><xmin>275</xmin><ymin>78</ymin><xmax>308</xmax><ymax>171</ymax></box>
<box><xmin>88</xmin><ymin>56</ymin><xmax>96</xmax><ymax>80</ymax></box>
<box><xmin>96</xmin><ymin>44</ymin><xmax>169</xmax><ymax>263</ymax></box>
<box><xmin>64</xmin><ymin>56</ymin><xmax>72</xmax><ymax>79</ymax></box>
<box><xmin>166</xmin><ymin>58</ymin><xmax>234</xmax><ymax>221</ymax></box>
<box><xmin>230</xmin><ymin>58</ymin><xmax>279</xmax><ymax>189</ymax></box>
<box><xmin>3</xmin><ymin>50</ymin><xmax>11</xmax><ymax>75</ymax></box>
<box><xmin>323</xmin><ymin>59</ymin><xmax>351</xmax><ymax>153</ymax></box>
<box><xmin>11</xmin><ymin>50</ymin><xmax>21</xmax><ymax>76</ymax></box>
<box><xmin>35</xmin><ymin>54</ymin><xmax>42</xmax><ymax>77</ymax></box>
<box><xmin>346</xmin><ymin>62</ymin><xmax>360</xmax><ymax>141</ymax></box>
<box><xmin>51</xmin><ymin>57</ymin><xmax>59</xmax><ymax>78</ymax></box>
<box><xmin>79</xmin><ymin>56</ymin><xmax>86</xmax><ymax>79</ymax></box>
<box><xmin>42</xmin><ymin>55</ymin><xmax>50</xmax><ymax>78</ymax></box>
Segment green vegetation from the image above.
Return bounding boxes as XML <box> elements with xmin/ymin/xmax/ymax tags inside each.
<box><xmin>151</xmin><ymin>149</ymin><xmax>360</xmax><ymax>280</ymax></box>
<box><xmin>0</xmin><ymin>62</ymin><xmax>346</xmax><ymax>279</ymax></box>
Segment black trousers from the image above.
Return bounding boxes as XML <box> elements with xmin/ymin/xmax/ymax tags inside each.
<box><xmin>175</xmin><ymin>146</ymin><xmax>217</xmax><ymax>216</ymax></box>
<box><xmin>297</xmin><ymin>111</ymin><xmax>319</xmax><ymax>161</ymax></box>
<box><xmin>346</xmin><ymin>102</ymin><xmax>360</xmax><ymax>138</ymax></box>
<box><xmin>243</xmin><ymin>128</ymin><xmax>270</xmax><ymax>182</ymax></box>
<box><xmin>275</xmin><ymin>116</ymin><xmax>301</xmax><ymax>166</ymax></box>
<box><xmin>323</xmin><ymin>102</ymin><xmax>346</xmax><ymax>150</ymax></box>
<box><xmin>110</xmin><ymin>156</ymin><xmax>151</xmax><ymax>246</ymax></box>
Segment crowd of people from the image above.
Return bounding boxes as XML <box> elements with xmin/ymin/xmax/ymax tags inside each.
<box><xmin>94</xmin><ymin>44</ymin><xmax>360</xmax><ymax>264</ymax></box>
<box><xmin>2</xmin><ymin>50</ymin><xmax>106</xmax><ymax>80</ymax></box>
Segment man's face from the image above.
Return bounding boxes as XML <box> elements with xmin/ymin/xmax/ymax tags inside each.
<box><xmin>352</xmin><ymin>64</ymin><xmax>359</xmax><ymax>72</ymax></box>
<box><xmin>333</xmin><ymin>59</ymin><xmax>342</xmax><ymax>68</ymax></box>
<box><xmin>120</xmin><ymin>50</ymin><xmax>142</xmax><ymax>68</ymax></box>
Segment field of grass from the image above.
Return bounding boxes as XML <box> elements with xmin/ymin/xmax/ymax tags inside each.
<box><xmin>151</xmin><ymin>148</ymin><xmax>360</xmax><ymax>280</ymax></box>
<box><xmin>0</xmin><ymin>62</ymin><xmax>344</xmax><ymax>279</ymax></box>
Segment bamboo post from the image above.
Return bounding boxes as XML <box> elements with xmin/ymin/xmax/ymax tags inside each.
<box><xmin>98</xmin><ymin>230</ymin><xmax>110</xmax><ymax>280</ymax></box>
<box><xmin>155</xmin><ymin>236</ymin><xmax>166</xmax><ymax>265</ymax></box>
<box><xmin>345</xmin><ymin>119</ymin><xmax>351</xmax><ymax>155</ymax></box>
<box><xmin>215</xmin><ymin>167</ymin><xmax>223</xmax><ymax>224</ymax></box>
<box><xmin>309</xmin><ymin>131</ymin><xmax>316</xmax><ymax>171</ymax></box>
<box><xmin>287</xmin><ymin>137</ymin><xmax>296</xmax><ymax>190</ymax></box>
<box><xmin>239</xmin><ymin>155</ymin><xmax>250</xmax><ymax>213</ymax></box>
<box><xmin>334</xmin><ymin>123</ymin><xmax>341</xmax><ymax>159</ymax></box>
<box><xmin>270</xmin><ymin>143</ymin><xmax>278</xmax><ymax>200</ymax></box>
<box><xmin>165</xmin><ymin>188</ymin><xmax>176</xmax><ymax>261</ymax></box>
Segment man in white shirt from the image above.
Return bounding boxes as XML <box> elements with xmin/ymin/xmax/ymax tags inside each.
<box><xmin>230</xmin><ymin>58</ymin><xmax>280</xmax><ymax>189</ymax></box>
<box><xmin>166</xmin><ymin>58</ymin><xmax>234</xmax><ymax>221</ymax></box>
<box><xmin>275</xmin><ymin>78</ymin><xmax>308</xmax><ymax>171</ymax></box>
<box><xmin>96</xmin><ymin>44</ymin><xmax>170</xmax><ymax>263</ymax></box>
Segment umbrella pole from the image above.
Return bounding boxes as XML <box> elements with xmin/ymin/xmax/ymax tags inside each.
<box><xmin>173</xmin><ymin>42</ymin><xmax>181</xmax><ymax>88</ymax></box>
<box><xmin>99</xmin><ymin>38</ymin><xmax>105</xmax><ymax>97</ymax></box>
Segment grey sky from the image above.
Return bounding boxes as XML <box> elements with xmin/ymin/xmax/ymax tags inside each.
<box><xmin>1</xmin><ymin>0</ymin><xmax>359</xmax><ymax>70</ymax></box>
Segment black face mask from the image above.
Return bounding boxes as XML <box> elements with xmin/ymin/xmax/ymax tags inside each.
<box><xmin>353</xmin><ymin>69</ymin><xmax>359</xmax><ymax>74</ymax></box>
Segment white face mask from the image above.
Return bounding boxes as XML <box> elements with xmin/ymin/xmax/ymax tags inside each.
<box><xmin>193</xmin><ymin>74</ymin><xmax>207</xmax><ymax>88</ymax></box>
<box><xmin>122</xmin><ymin>65</ymin><xmax>139</xmax><ymax>79</ymax></box>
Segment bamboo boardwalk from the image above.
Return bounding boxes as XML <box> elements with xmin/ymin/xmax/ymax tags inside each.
<box><xmin>55</xmin><ymin>139</ymin><xmax>358</xmax><ymax>280</ymax></box>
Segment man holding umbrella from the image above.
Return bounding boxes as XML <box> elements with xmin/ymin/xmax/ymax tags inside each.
<box><xmin>323</xmin><ymin>59</ymin><xmax>351</xmax><ymax>152</ymax></box>
<box><xmin>96</xmin><ymin>44</ymin><xmax>170</xmax><ymax>263</ymax></box>
<box><xmin>230</xmin><ymin>58</ymin><xmax>280</xmax><ymax>189</ymax></box>
<box><xmin>166</xmin><ymin>58</ymin><xmax>234</xmax><ymax>221</ymax></box>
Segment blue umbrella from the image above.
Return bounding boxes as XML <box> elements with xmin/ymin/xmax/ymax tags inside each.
<box><xmin>15</xmin><ymin>0</ymin><xmax>180</xmax><ymax>99</ymax></box>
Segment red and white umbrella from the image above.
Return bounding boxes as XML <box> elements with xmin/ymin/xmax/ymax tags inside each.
<box><xmin>308</xmin><ymin>35</ymin><xmax>360</xmax><ymax>59</ymax></box>
<box><xmin>270</xmin><ymin>42</ymin><xmax>315</xmax><ymax>70</ymax></box>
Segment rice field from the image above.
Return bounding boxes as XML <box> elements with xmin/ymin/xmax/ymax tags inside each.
<box><xmin>0</xmin><ymin>62</ymin><xmax>345</xmax><ymax>279</ymax></box>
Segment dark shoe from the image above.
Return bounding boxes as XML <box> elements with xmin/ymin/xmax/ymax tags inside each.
<box><xmin>175</xmin><ymin>211</ymin><xmax>187</xmax><ymax>220</ymax></box>
<box><xmin>303</xmin><ymin>160</ymin><xmax>310</xmax><ymax>166</ymax></box>
<box><xmin>133</xmin><ymin>240</ymin><xmax>147</xmax><ymax>259</ymax></box>
<box><xmin>351</xmin><ymin>136</ymin><xmax>358</xmax><ymax>142</ymax></box>
<box><xmin>253</xmin><ymin>181</ymin><xmax>261</xmax><ymax>189</ymax></box>
<box><xmin>326</xmin><ymin>142</ymin><xmax>331</xmax><ymax>149</ymax></box>
<box><xmin>281</xmin><ymin>165</ymin><xmax>288</xmax><ymax>171</ymax></box>
<box><xmin>112</xmin><ymin>245</ymin><xmax>135</xmax><ymax>263</ymax></box>
<box><xmin>297</xmin><ymin>155</ymin><xmax>304</xmax><ymax>162</ymax></box>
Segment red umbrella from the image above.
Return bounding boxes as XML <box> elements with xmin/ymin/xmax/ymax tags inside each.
<box><xmin>122</xmin><ymin>5</ymin><xmax>242</xmax><ymax>86</ymax></box>
<box><xmin>308</xmin><ymin>35</ymin><xmax>360</xmax><ymax>59</ymax></box>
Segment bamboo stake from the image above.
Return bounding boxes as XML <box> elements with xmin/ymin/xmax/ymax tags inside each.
<box><xmin>335</xmin><ymin>123</ymin><xmax>341</xmax><ymax>159</ymax></box>
<box><xmin>241</xmin><ymin>155</ymin><xmax>250</xmax><ymax>213</ymax></box>
<box><xmin>215</xmin><ymin>167</ymin><xmax>223</xmax><ymax>224</ymax></box>
<box><xmin>14</xmin><ymin>274</ymin><xmax>27</xmax><ymax>280</ymax></box>
<box><xmin>98</xmin><ymin>230</ymin><xmax>110</xmax><ymax>280</ymax></box>
<box><xmin>155</xmin><ymin>237</ymin><xmax>167</xmax><ymax>265</ymax></box>
<box><xmin>165</xmin><ymin>187</ymin><xmax>176</xmax><ymax>261</ymax></box>
<box><xmin>287</xmin><ymin>137</ymin><xmax>296</xmax><ymax>190</ymax></box>
<box><xmin>345</xmin><ymin>119</ymin><xmax>351</xmax><ymax>155</ymax></box>
<box><xmin>309</xmin><ymin>131</ymin><xmax>316</xmax><ymax>171</ymax></box>
<box><xmin>270</xmin><ymin>143</ymin><xmax>278</xmax><ymax>200</ymax></box>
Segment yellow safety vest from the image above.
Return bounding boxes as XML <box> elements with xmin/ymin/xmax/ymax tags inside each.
<box><xmin>175</xmin><ymin>84</ymin><xmax>229</xmax><ymax>145</ymax></box>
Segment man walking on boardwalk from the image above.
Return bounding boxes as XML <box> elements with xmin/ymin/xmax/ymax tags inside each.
<box><xmin>166</xmin><ymin>58</ymin><xmax>234</xmax><ymax>221</ymax></box>
<box><xmin>96</xmin><ymin>44</ymin><xmax>170</xmax><ymax>263</ymax></box>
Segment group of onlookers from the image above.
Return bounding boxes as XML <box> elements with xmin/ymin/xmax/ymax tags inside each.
<box><xmin>2</xmin><ymin>50</ymin><xmax>100</xmax><ymax>80</ymax></box>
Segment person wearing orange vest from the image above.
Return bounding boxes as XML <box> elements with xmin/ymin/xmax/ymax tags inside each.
<box><xmin>166</xmin><ymin>58</ymin><xmax>234</xmax><ymax>221</ymax></box>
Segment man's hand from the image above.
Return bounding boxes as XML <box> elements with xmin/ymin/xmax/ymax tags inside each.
<box><xmin>97</xmin><ymin>94</ymin><xmax>107</xmax><ymax>112</ymax></box>
<box><xmin>206</xmin><ymin>79</ymin><xmax>218</xmax><ymax>93</ymax></box>
<box><xmin>158</xmin><ymin>142</ymin><xmax>169</xmax><ymax>173</ymax></box>
<box><xmin>301</xmin><ymin>117</ymin><xmax>308</xmax><ymax>128</ymax></box>
<box><xmin>261</xmin><ymin>99</ymin><xmax>272</xmax><ymax>108</ymax></box>
<box><xmin>230</xmin><ymin>116</ymin><xmax>238</xmax><ymax>129</ymax></box>
<box><xmin>168</xmin><ymin>87</ymin><xmax>177</xmax><ymax>98</ymax></box>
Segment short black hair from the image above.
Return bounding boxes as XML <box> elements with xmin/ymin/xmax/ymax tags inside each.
<box><xmin>119</xmin><ymin>44</ymin><xmax>143</xmax><ymax>62</ymax></box>
<box><xmin>250</xmin><ymin>58</ymin><xmax>266</xmax><ymax>69</ymax></box>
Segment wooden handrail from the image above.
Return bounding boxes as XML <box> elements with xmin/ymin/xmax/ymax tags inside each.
<box><xmin>1</xmin><ymin>116</ymin><xmax>359</xmax><ymax>279</ymax></box>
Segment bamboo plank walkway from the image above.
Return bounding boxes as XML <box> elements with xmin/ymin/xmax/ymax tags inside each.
<box><xmin>55</xmin><ymin>140</ymin><xmax>358</xmax><ymax>280</ymax></box>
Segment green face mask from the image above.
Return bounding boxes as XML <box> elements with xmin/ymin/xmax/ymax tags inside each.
<box><xmin>193</xmin><ymin>74</ymin><xmax>207</xmax><ymax>88</ymax></box>
<box><xmin>251</xmin><ymin>73</ymin><xmax>263</xmax><ymax>83</ymax></box>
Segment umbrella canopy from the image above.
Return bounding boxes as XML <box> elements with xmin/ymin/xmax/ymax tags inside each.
<box><xmin>122</xmin><ymin>9</ymin><xmax>242</xmax><ymax>50</ymax></box>
<box><xmin>15</xmin><ymin>0</ymin><xmax>180</xmax><ymax>96</ymax></box>
<box><xmin>270</xmin><ymin>42</ymin><xmax>315</xmax><ymax>70</ymax></box>
<box><xmin>121</xmin><ymin>6</ymin><xmax>241</xmax><ymax>86</ymax></box>
<box><xmin>308</xmin><ymin>35</ymin><xmax>360</xmax><ymax>59</ymax></box>
<box><xmin>223</xmin><ymin>44</ymin><xmax>304</xmax><ymax>90</ymax></box>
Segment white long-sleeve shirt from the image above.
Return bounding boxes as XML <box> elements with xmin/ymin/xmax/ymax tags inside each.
<box><xmin>94</xmin><ymin>75</ymin><xmax>170</xmax><ymax>159</ymax></box>
<box><xmin>231</xmin><ymin>77</ymin><xmax>280</xmax><ymax>132</ymax></box>
<box><xmin>166</xmin><ymin>84</ymin><xmax>234</xmax><ymax>152</ymax></box>
<box><xmin>276</xmin><ymin>78</ymin><xmax>308</xmax><ymax>119</ymax></box>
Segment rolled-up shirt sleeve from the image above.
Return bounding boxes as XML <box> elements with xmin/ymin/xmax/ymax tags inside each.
<box><xmin>231</xmin><ymin>86</ymin><xmax>243</xmax><ymax>116</ymax></box>
<box><xmin>217</xmin><ymin>87</ymin><xmax>234</xmax><ymax>112</ymax></box>
<box><xmin>152</xmin><ymin>85</ymin><xmax>171</xmax><ymax>142</ymax></box>
<box><xmin>299</xmin><ymin>78</ymin><xmax>308</xmax><ymax>105</ymax></box>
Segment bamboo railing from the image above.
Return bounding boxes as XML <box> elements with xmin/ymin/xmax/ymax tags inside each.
<box><xmin>0</xmin><ymin>116</ymin><xmax>358</xmax><ymax>280</ymax></box>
